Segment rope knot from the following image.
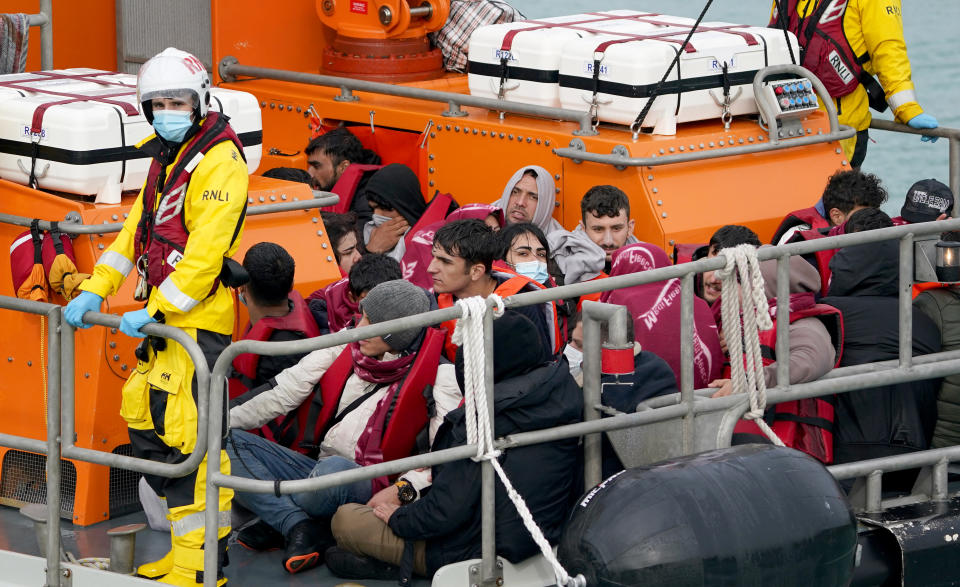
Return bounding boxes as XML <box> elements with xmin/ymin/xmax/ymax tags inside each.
<box><xmin>716</xmin><ymin>244</ymin><xmax>784</xmax><ymax>447</ymax></box>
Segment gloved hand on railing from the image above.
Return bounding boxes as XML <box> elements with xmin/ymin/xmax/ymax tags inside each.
<box><xmin>908</xmin><ymin>113</ymin><xmax>939</xmax><ymax>143</ymax></box>
<box><xmin>119</xmin><ymin>308</ymin><xmax>157</xmax><ymax>338</ymax></box>
<box><xmin>63</xmin><ymin>291</ymin><xmax>103</xmax><ymax>329</ymax></box>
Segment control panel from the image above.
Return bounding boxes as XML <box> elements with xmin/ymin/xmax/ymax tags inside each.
<box><xmin>764</xmin><ymin>78</ymin><xmax>819</xmax><ymax>118</ymax></box>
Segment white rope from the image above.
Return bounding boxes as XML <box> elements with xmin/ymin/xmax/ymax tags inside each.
<box><xmin>65</xmin><ymin>550</ymin><xmax>110</xmax><ymax>570</ymax></box>
<box><xmin>453</xmin><ymin>295</ymin><xmax>585</xmax><ymax>587</ymax></box>
<box><xmin>716</xmin><ymin>245</ymin><xmax>785</xmax><ymax>447</ymax></box>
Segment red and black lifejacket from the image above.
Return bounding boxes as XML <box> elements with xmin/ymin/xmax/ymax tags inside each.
<box><xmin>133</xmin><ymin>112</ymin><xmax>246</xmax><ymax>290</ymax></box>
<box><xmin>399</xmin><ymin>192</ymin><xmax>458</xmax><ymax>289</ymax></box>
<box><xmin>733</xmin><ymin>295</ymin><xmax>844</xmax><ymax>463</ymax></box>
<box><xmin>788</xmin><ymin>226</ymin><xmax>837</xmax><ymax>296</ymax></box>
<box><xmin>321</xmin><ymin>163</ymin><xmax>383</xmax><ymax>214</ymax></box>
<box><xmin>297</xmin><ymin>328</ymin><xmax>446</xmax><ymax>491</ymax></box>
<box><xmin>229</xmin><ymin>291</ymin><xmax>323</xmax><ymax>449</ymax></box>
<box><xmin>771</xmin><ymin>206</ymin><xmax>830</xmax><ymax>246</ymax></box>
<box><xmin>436</xmin><ymin>266</ymin><xmax>564</xmax><ymax>361</ymax></box>
<box><xmin>770</xmin><ymin>0</ymin><xmax>886</xmax><ymax>111</ymax></box>
<box><xmin>229</xmin><ymin>291</ymin><xmax>320</xmax><ymax>399</ymax></box>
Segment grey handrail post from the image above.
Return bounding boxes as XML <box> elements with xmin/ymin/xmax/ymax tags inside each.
<box><xmin>775</xmin><ymin>254</ymin><xmax>791</xmax><ymax>388</ymax></box>
<box><xmin>203</xmin><ymin>366</ymin><xmax>226</xmax><ymax>587</ymax></box>
<box><xmin>580</xmin><ymin>302</ymin><xmax>603</xmax><ymax>489</ymax></box>
<box><xmin>60</xmin><ymin>318</ymin><xmax>75</xmax><ymax>465</ymax></box>
<box><xmin>899</xmin><ymin>234</ymin><xmax>914</xmax><ymax>368</ymax></box>
<box><xmin>679</xmin><ymin>276</ymin><xmax>695</xmax><ymax>453</ymax></box>
<box><xmin>952</xmin><ymin>136</ymin><xmax>960</xmax><ymax>212</ymax></box>
<box><xmin>480</xmin><ymin>305</ymin><xmax>498</xmax><ymax>585</ymax></box>
<box><xmin>39</xmin><ymin>0</ymin><xmax>53</xmax><ymax>70</ymax></box>
<box><xmin>43</xmin><ymin>306</ymin><xmax>61</xmax><ymax>587</ymax></box>
<box><xmin>580</xmin><ymin>301</ymin><xmax>631</xmax><ymax>484</ymax></box>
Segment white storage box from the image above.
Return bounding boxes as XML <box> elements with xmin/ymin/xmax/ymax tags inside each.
<box><xmin>0</xmin><ymin>68</ymin><xmax>262</xmax><ymax>203</ymax></box>
<box><xmin>558</xmin><ymin>19</ymin><xmax>799</xmax><ymax>132</ymax></box>
<box><xmin>467</xmin><ymin>10</ymin><xmax>673</xmax><ymax>108</ymax></box>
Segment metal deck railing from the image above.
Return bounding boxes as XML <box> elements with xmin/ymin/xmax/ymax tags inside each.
<box><xmin>2</xmin><ymin>215</ymin><xmax>960</xmax><ymax>585</ymax></box>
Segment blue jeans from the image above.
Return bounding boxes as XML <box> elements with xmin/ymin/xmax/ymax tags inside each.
<box><xmin>225</xmin><ymin>430</ymin><xmax>372</xmax><ymax>536</ymax></box>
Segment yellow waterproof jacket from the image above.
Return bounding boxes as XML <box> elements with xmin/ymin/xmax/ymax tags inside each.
<box><xmin>776</xmin><ymin>0</ymin><xmax>924</xmax><ymax>131</ymax></box>
<box><xmin>82</xmin><ymin>128</ymin><xmax>248</xmax><ymax>335</ymax></box>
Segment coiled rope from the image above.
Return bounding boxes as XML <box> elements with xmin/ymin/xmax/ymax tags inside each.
<box><xmin>452</xmin><ymin>296</ymin><xmax>586</xmax><ymax>587</ymax></box>
<box><xmin>716</xmin><ymin>245</ymin><xmax>784</xmax><ymax>446</ymax></box>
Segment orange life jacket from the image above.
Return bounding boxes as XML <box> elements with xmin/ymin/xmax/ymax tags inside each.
<box><xmin>436</xmin><ymin>267</ymin><xmax>563</xmax><ymax>361</ymax></box>
<box><xmin>576</xmin><ymin>272</ymin><xmax>609</xmax><ymax>312</ymax></box>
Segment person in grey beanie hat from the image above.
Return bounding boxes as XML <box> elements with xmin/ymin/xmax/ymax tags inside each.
<box><xmin>359</xmin><ymin>279</ymin><xmax>431</xmax><ymax>351</ymax></box>
<box><xmin>225</xmin><ymin>278</ymin><xmax>460</xmax><ymax>575</ymax></box>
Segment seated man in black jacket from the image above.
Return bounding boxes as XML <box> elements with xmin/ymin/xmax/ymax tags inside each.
<box><xmin>821</xmin><ymin>239</ymin><xmax>941</xmax><ymax>491</ymax></box>
<box><xmin>324</xmin><ymin>311</ymin><xmax>583</xmax><ymax>581</ymax></box>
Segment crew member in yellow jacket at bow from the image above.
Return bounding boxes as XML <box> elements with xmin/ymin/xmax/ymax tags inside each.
<box><xmin>772</xmin><ymin>0</ymin><xmax>939</xmax><ymax>167</ymax></box>
<box><xmin>64</xmin><ymin>47</ymin><xmax>248</xmax><ymax>586</ymax></box>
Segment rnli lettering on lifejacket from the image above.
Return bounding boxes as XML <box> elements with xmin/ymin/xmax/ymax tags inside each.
<box><xmin>166</xmin><ymin>250</ymin><xmax>183</xmax><ymax>268</ymax></box>
<box><xmin>201</xmin><ymin>189</ymin><xmax>229</xmax><ymax>202</ymax></box>
<box><xmin>828</xmin><ymin>50</ymin><xmax>854</xmax><ymax>84</ymax></box>
<box><xmin>885</xmin><ymin>4</ymin><xmax>901</xmax><ymax>16</ymax></box>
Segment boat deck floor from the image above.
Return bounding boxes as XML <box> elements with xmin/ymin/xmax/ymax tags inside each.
<box><xmin>0</xmin><ymin>504</ymin><xmax>430</xmax><ymax>586</ymax></box>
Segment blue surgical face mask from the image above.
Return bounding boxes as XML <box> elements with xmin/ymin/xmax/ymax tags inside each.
<box><xmin>237</xmin><ymin>291</ymin><xmax>247</xmax><ymax>307</ymax></box>
<box><xmin>564</xmin><ymin>344</ymin><xmax>583</xmax><ymax>378</ymax></box>
<box><xmin>152</xmin><ymin>110</ymin><xmax>193</xmax><ymax>143</ymax></box>
<box><xmin>514</xmin><ymin>260</ymin><xmax>548</xmax><ymax>284</ymax></box>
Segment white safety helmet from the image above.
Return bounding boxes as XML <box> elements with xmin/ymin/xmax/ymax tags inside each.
<box><xmin>137</xmin><ymin>47</ymin><xmax>210</xmax><ymax>123</ymax></box>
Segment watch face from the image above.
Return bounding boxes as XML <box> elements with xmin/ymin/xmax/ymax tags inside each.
<box><xmin>397</xmin><ymin>482</ymin><xmax>416</xmax><ymax>504</ymax></box>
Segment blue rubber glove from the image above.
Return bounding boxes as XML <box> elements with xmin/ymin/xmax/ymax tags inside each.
<box><xmin>63</xmin><ymin>291</ymin><xmax>103</xmax><ymax>329</ymax></box>
<box><xmin>119</xmin><ymin>308</ymin><xmax>157</xmax><ymax>338</ymax></box>
<box><xmin>908</xmin><ymin>113</ymin><xmax>939</xmax><ymax>143</ymax></box>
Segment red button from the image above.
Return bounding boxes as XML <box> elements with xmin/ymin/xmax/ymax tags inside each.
<box><xmin>775</xmin><ymin>86</ymin><xmax>784</xmax><ymax>95</ymax></box>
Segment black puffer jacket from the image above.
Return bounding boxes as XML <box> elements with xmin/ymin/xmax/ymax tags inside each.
<box><xmin>388</xmin><ymin>357</ymin><xmax>583</xmax><ymax>574</ymax></box>
<box><xmin>822</xmin><ymin>241</ymin><xmax>941</xmax><ymax>468</ymax></box>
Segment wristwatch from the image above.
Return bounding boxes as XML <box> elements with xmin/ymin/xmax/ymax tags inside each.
<box><xmin>395</xmin><ymin>478</ymin><xmax>416</xmax><ymax>505</ymax></box>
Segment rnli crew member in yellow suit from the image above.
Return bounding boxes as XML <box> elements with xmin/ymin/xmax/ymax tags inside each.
<box><xmin>772</xmin><ymin>0</ymin><xmax>939</xmax><ymax>168</ymax></box>
<box><xmin>64</xmin><ymin>47</ymin><xmax>248</xmax><ymax>586</ymax></box>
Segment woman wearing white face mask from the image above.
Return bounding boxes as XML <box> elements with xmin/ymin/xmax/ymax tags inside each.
<box><xmin>497</xmin><ymin>222</ymin><xmax>555</xmax><ymax>286</ymax></box>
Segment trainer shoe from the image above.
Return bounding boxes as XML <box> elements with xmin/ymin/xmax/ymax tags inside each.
<box><xmin>283</xmin><ymin>519</ymin><xmax>333</xmax><ymax>574</ymax></box>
